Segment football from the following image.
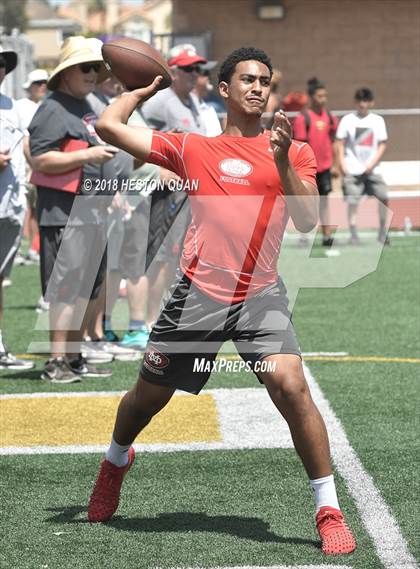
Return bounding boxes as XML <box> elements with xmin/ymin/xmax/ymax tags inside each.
<box><xmin>101</xmin><ymin>37</ymin><xmax>172</xmax><ymax>91</ymax></box>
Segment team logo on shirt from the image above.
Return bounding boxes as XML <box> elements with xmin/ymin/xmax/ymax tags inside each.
<box><xmin>143</xmin><ymin>349</ymin><xmax>170</xmax><ymax>375</ymax></box>
<box><xmin>355</xmin><ymin>127</ymin><xmax>374</xmax><ymax>147</ymax></box>
<box><xmin>219</xmin><ymin>158</ymin><xmax>253</xmax><ymax>178</ymax></box>
<box><xmin>82</xmin><ymin>112</ymin><xmax>108</xmax><ymax>144</ymax></box>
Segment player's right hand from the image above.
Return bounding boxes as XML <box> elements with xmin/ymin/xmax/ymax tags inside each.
<box><xmin>87</xmin><ymin>145</ymin><xmax>119</xmax><ymax>164</ymax></box>
<box><xmin>129</xmin><ymin>76</ymin><xmax>163</xmax><ymax>103</ymax></box>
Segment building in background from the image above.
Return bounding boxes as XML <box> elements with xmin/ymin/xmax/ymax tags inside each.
<box><xmin>172</xmin><ymin>0</ymin><xmax>420</xmax><ymax>163</ymax></box>
<box><xmin>58</xmin><ymin>0</ymin><xmax>172</xmax><ymax>43</ymax></box>
<box><xmin>25</xmin><ymin>0</ymin><xmax>81</xmax><ymax>68</ymax></box>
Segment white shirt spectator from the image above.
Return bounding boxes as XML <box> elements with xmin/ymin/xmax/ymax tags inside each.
<box><xmin>15</xmin><ymin>97</ymin><xmax>39</xmax><ymax>133</ymax></box>
<box><xmin>191</xmin><ymin>93</ymin><xmax>222</xmax><ymax>137</ymax></box>
<box><xmin>0</xmin><ymin>93</ymin><xmax>26</xmax><ymax>222</ymax></box>
<box><xmin>336</xmin><ymin>112</ymin><xmax>387</xmax><ymax>175</ymax></box>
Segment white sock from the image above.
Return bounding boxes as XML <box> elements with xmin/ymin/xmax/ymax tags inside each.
<box><xmin>310</xmin><ymin>474</ymin><xmax>340</xmax><ymax>513</ymax></box>
<box><xmin>0</xmin><ymin>330</ymin><xmax>4</xmax><ymax>353</ymax></box>
<box><xmin>105</xmin><ymin>437</ymin><xmax>130</xmax><ymax>467</ymax></box>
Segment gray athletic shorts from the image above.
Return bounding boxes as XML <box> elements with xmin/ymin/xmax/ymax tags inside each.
<box><xmin>343</xmin><ymin>173</ymin><xmax>388</xmax><ymax>205</ymax></box>
<box><xmin>0</xmin><ymin>218</ymin><xmax>22</xmax><ymax>278</ymax></box>
<box><xmin>40</xmin><ymin>224</ymin><xmax>106</xmax><ymax>303</ymax></box>
<box><xmin>119</xmin><ymin>202</ymin><xmax>149</xmax><ymax>281</ymax></box>
<box><xmin>107</xmin><ymin>210</ymin><xmax>125</xmax><ymax>273</ymax></box>
<box><xmin>140</xmin><ymin>271</ymin><xmax>301</xmax><ymax>394</ymax></box>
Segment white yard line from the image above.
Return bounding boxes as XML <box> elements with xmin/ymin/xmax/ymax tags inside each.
<box><xmin>0</xmin><ymin>390</ymin><xmax>127</xmax><ymax>400</ymax></box>
<box><xmin>303</xmin><ymin>363</ymin><xmax>418</xmax><ymax>569</ymax></box>
<box><xmin>164</xmin><ymin>566</ymin><xmax>353</xmax><ymax>569</ymax></box>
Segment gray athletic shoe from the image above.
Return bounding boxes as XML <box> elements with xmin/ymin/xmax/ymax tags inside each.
<box><xmin>81</xmin><ymin>339</ymin><xmax>114</xmax><ymax>364</ymax></box>
<box><xmin>41</xmin><ymin>357</ymin><xmax>81</xmax><ymax>383</ymax></box>
<box><xmin>95</xmin><ymin>339</ymin><xmax>140</xmax><ymax>362</ymax></box>
<box><xmin>0</xmin><ymin>351</ymin><xmax>35</xmax><ymax>371</ymax></box>
<box><xmin>69</xmin><ymin>355</ymin><xmax>112</xmax><ymax>378</ymax></box>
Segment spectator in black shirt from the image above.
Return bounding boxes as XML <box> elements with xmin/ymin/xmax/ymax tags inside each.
<box><xmin>29</xmin><ymin>36</ymin><xmax>118</xmax><ymax>383</ymax></box>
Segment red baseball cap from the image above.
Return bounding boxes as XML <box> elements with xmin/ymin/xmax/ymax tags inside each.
<box><xmin>168</xmin><ymin>50</ymin><xmax>207</xmax><ymax>68</ymax></box>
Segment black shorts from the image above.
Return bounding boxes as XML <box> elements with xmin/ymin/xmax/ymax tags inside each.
<box><xmin>40</xmin><ymin>225</ymin><xmax>106</xmax><ymax>303</ymax></box>
<box><xmin>316</xmin><ymin>169</ymin><xmax>332</xmax><ymax>196</ymax></box>
<box><xmin>140</xmin><ymin>272</ymin><xmax>301</xmax><ymax>394</ymax></box>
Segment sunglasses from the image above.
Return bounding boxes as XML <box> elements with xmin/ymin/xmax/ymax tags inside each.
<box><xmin>79</xmin><ymin>63</ymin><xmax>101</xmax><ymax>74</ymax></box>
<box><xmin>178</xmin><ymin>65</ymin><xmax>200</xmax><ymax>74</ymax></box>
<box><xmin>32</xmin><ymin>80</ymin><xmax>47</xmax><ymax>86</ymax></box>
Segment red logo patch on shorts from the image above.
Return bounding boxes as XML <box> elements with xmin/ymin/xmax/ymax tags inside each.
<box><xmin>144</xmin><ymin>349</ymin><xmax>169</xmax><ymax>370</ymax></box>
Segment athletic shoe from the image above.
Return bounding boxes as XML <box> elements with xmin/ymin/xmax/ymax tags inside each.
<box><xmin>35</xmin><ymin>296</ymin><xmax>50</xmax><ymax>314</ymax></box>
<box><xmin>88</xmin><ymin>447</ymin><xmax>135</xmax><ymax>523</ymax></box>
<box><xmin>120</xmin><ymin>329</ymin><xmax>149</xmax><ymax>351</ymax></box>
<box><xmin>26</xmin><ymin>249</ymin><xmax>40</xmax><ymax>264</ymax></box>
<box><xmin>103</xmin><ymin>328</ymin><xmax>120</xmax><ymax>343</ymax></box>
<box><xmin>2</xmin><ymin>278</ymin><xmax>12</xmax><ymax>288</ymax></box>
<box><xmin>322</xmin><ymin>237</ymin><xmax>334</xmax><ymax>248</ymax></box>
<box><xmin>0</xmin><ymin>351</ymin><xmax>35</xmax><ymax>370</ymax></box>
<box><xmin>69</xmin><ymin>355</ymin><xmax>112</xmax><ymax>378</ymax></box>
<box><xmin>13</xmin><ymin>252</ymin><xmax>31</xmax><ymax>266</ymax></box>
<box><xmin>41</xmin><ymin>357</ymin><xmax>81</xmax><ymax>383</ymax></box>
<box><xmin>94</xmin><ymin>339</ymin><xmax>140</xmax><ymax>362</ymax></box>
<box><xmin>81</xmin><ymin>339</ymin><xmax>114</xmax><ymax>364</ymax></box>
<box><xmin>316</xmin><ymin>506</ymin><xmax>356</xmax><ymax>555</ymax></box>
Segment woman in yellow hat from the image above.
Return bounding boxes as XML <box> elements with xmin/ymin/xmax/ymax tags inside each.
<box><xmin>28</xmin><ymin>36</ymin><xmax>119</xmax><ymax>383</ymax></box>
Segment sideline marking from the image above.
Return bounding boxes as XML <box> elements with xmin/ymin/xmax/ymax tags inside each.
<box><xmin>305</xmin><ymin>356</ymin><xmax>420</xmax><ymax>364</ymax></box>
<box><xmin>0</xmin><ymin>388</ymin><xmax>293</xmax><ymax>453</ymax></box>
<box><xmin>0</xmin><ymin>392</ymin><xmax>220</xmax><ymax>447</ymax></box>
<box><xmin>164</xmin><ymin>566</ymin><xmax>353</xmax><ymax>569</ymax></box>
<box><xmin>303</xmin><ymin>363</ymin><xmax>418</xmax><ymax>569</ymax></box>
<box><xmin>14</xmin><ymin>352</ymin><xmax>420</xmax><ymax>364</ymax></box>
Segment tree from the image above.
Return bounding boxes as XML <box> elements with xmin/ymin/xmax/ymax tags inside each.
<box><xmin>0</xmin><ymin>0</ymin><xmax>27</xmax><ymax>34</ymax></box>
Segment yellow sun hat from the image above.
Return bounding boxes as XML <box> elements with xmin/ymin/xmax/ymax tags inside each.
<box><xmin>47</xmin><ymin>36</ymin><xmax>110</xmax><ymax>91</ymax></box>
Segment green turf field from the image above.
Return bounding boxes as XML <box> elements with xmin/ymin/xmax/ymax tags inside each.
<box><xmin>1</xmin><ymin>234</ymin><xmax>419</xmax><ymax>569</ymax></box>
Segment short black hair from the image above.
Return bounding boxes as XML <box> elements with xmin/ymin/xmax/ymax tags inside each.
<box><xmin>218</xmin><ymin>47</ymin><xmax>273</xmax><ymax>84</ymax></box>
<box><xmin>355</xmin><ymin>87</ymin><xmax>374</xmax><ymax>102</ymax></box>
<box><xmin>307</xmin><ymin>76</ymin><xmax>325</xmax><ymax>96</ymax></box>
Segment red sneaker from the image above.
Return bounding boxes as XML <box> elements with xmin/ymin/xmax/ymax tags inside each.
<box><xmin>88</xmin><ymin>447</ymin><xmax>135</xmax><ymax>523</ymax></box>
<box><xmin>316</xmin><ymin>506</ymin><xmax>356</xmax><ymax>555</ymax></box>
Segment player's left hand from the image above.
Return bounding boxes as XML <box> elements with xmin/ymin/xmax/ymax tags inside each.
<box><xmin>270</xmin><ymin>111</ymin><xmax>292</xmax><ymax>161</ymax></box>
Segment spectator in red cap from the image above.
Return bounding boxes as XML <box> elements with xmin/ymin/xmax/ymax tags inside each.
<box><xmin>142</xmin><ymin>45</ymin><xmax>207</xmax><ymax>134</ymax></box>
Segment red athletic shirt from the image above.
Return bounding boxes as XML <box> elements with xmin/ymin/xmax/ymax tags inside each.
<box><xmin>147</xmin><ymin>130</ymin><xmax>317</xmax><ymax>303</ymax></box>
<box><xmin>293</xmin><ymin>109</ymin><xmax>338</xmax><ymax>172</ymax></box>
